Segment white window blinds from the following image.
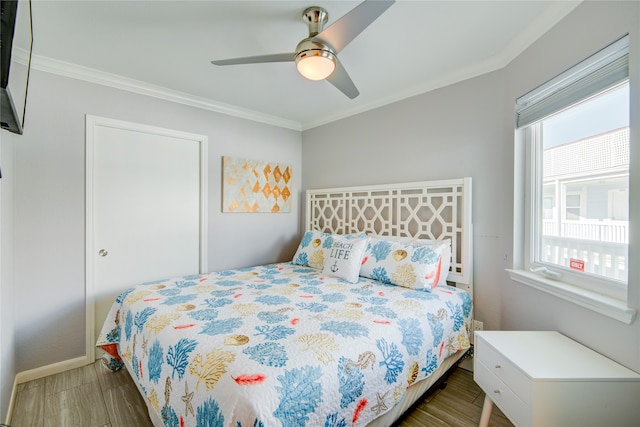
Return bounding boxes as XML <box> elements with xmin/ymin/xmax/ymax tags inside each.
<box><xmin>516</xmin><ymin>35</ymin><xmax>629</xmax><ymax>128</ymax></box>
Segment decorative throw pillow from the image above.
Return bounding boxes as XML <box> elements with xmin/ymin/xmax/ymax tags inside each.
<box><xmin>368</xmin><ymin>234</ymin><xmax>451</xmax><ymax>287</ymax></box>
<box><xmin>291</xmin><ymin>230</ymin><xmax>331</xmax><ymax>269</ymax></box>
<box><xmin>360</xmin><ymin>237</ymin><xmax>443</xmax><ymax>291</ymax></box>
<box><xmin>411</xmin><ymin>238</ymin><xmax>451</xmax><ymax>287</ymax></box>
<box><xmin>291</xmin><ymin>230</ymin><xmax>367</xmax><ymax>270</ymax></box>
<box><xmin>321</xmin><ymin>235</ymin><xmax>369</xmax><ymax>283</ymax></box>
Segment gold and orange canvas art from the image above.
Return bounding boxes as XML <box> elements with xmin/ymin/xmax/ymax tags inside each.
<box><xmin>222</xmin><ymin>156</ymin><xmax>292</xmax><ymax>213</ymax></box>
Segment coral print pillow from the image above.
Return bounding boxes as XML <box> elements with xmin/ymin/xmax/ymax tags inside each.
<box><xmin>369</xmin><ymin>234</ymin><xmax>452</xmax><ymax>287</ymax></box>
<box><xmin>321</xmin><ymin>235</ymin><xmax>369</xmax><ymax>283</ymax></box>
<box><xmin>360</xmin><ymin>237</ymin><xmax>443</xmax><ymax>291</ymax></box>
<box><xmin>291</xmin><ymin>230</ymin><xmax>366</xmax><ymax>270</ymax></box>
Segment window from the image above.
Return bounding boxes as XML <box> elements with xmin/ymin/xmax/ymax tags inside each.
<box><xmin>510</xmin><ymin>35</ymin><xmax>634</xmax><ymax>323</ymax></box>
<box><xmin>564</xmin><ymin>190</ymin><xmax>582</xmax><ymax>221</ymax></box>
<box><xmin>535</xmin><ymin>84</ymin><xmax>629</xmax><ymax>287</ymax></box>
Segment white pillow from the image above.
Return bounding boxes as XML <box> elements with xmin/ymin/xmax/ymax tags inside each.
<box><xmin>321</xmin><ymin>235</ymin><xmax>369</xmax><ymax>283</ymax></box>
<box><xmin>368</xmin><ymin>234</ymin><xmax>451</xmax><ymax>287</ymax></box>
<box><xmin>292</xmin><ymin>230</ymin><xmax>367</xmax><ymax>270</ymax></box>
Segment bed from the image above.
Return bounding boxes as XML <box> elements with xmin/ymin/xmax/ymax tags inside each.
<box><xmin>96</xmin><ymin>177</ymin><xmax>473</xmax><ymax>427</ymax></box>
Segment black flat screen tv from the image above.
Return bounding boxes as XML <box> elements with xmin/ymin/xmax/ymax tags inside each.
<box><xmin>1</xmin><ymin>0</ymin><xmax>32</xmax><ymax>135</ymax></box>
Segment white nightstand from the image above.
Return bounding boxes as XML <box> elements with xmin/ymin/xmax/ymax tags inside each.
<box><xmin>474</xmin><ymin>331</ymin><xmax>640</xmax><ymax>427</ymax></box>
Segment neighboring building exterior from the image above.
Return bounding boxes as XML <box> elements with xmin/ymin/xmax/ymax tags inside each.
<box><xmin>542</xmin><ymin>127</ymin><xmax>629</xmax><ymax>281</ymax></box>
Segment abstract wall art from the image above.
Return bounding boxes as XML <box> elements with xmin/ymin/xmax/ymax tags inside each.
<box><xmin>222</xmin><ymin>156</ymin><xmax>292</xmax><ymax>213</ymax></box>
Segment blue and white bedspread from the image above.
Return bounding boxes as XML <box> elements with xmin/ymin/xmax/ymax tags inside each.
<box><xmin>97</xmin><ymin>262</ymin><xmax>471</xmax><ymax>427</ymax></box>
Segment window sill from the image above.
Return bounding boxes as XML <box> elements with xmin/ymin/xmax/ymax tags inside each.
<box><xmin>506</xmin><ymin>269</ymin><xmax>636</xmax><ymax>324</ymax></box>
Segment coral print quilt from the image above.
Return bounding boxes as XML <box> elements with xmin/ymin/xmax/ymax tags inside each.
<box><xmin>96</xmin><ymin>263</ymin><xmax>471</xmax><ymax>427</ymax></box>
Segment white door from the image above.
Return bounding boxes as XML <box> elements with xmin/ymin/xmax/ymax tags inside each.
<box><xmin>609</xmin><ymin>188</ymin><xmax>629</xmax><ymax>221</ymax></box>
<box><xmin>86</xmin><ymin>116</ymin><xmax>207</xmax><ymax>361</ymax></box>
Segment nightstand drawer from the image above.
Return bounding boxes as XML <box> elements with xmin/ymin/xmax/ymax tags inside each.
<box><xmin>475</xmin><ymin>359</ymin><xmax>530</xmax><ymax>427</ymax></box>
<box><xmin>476</xmin><ymin>334</ymin><xmax>533</xmax><ymax>404</ymax></box>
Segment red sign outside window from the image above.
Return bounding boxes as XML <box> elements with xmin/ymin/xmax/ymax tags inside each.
<box><xmin>570</xmin><ymin>258</ymin><xmax>585</xmax><ymax>272</ymax></box>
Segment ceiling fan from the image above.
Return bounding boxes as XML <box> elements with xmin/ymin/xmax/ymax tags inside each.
<box><xmin>211</xmin><ymin>0</ymin><xmax>395</xmax><ymax>99</ymax></box>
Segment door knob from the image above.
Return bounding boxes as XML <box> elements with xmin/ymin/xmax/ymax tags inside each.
<box><xmin>98</xmin><ymin>249</ymin><xmax>108</xmax><ymax>257</ymax></box>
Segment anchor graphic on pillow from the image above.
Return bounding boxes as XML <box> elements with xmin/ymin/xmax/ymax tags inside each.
<box><xmin>330</xmin><ymin>260</ymin><xmax>339</xmax><ymax>273</ymax></box>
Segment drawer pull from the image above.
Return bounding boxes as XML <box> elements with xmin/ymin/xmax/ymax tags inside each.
<box><xmin>495</xmin><ymin>364</ymin><xmax>502</xmax><ymax>369</ymax></box>
<box><xmin>493</xmin><ymin>389</ymin><xmax>501</xmax><ymax>394</ymax></box>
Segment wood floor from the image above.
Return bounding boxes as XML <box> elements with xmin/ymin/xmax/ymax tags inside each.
<box><xmin>10</xmin><ymin>361</ymin><xmax>514</xmax><ymax>427</ymax></box>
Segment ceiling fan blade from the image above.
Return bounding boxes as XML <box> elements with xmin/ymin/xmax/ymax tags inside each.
<box><xmin>326</xmin><ymin>59</ymin><xmax>359</xmax><ymax>99</ymax></box>
<box><xmin>212</xmin><ymin>53</ymin><xmax>295</xmax><ymax>66</ymax></box>
<box><xmin>315</xmin><ymin>0</ymin><xmax>395</xmax><ymax>53</ymax></box>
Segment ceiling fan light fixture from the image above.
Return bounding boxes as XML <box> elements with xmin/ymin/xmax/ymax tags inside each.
<box><xmin>296</xmin><ymin>49</ymin><xmax>336</xmax><ymax>80</ymax></box>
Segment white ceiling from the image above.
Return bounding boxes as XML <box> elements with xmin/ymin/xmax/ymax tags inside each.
<box><xmin>18</xmin><ymin>1</ymin><xmax>580</xmax><ymax>130</ymax></box>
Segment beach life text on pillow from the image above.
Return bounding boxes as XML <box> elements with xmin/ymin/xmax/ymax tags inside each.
<box><xmin>291</xmin><ymin>230</ymin><xmax>366</xmax><ymax>270</ymax></box>
<box><xmin>321</xmin><ymin>235</ymin><xmax>369</xmax><ymax>283</ymax></box>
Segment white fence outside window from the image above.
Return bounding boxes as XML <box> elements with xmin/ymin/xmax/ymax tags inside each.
<box><xmin>543</xmin><ymin>220</ymin><xmax>628</xmax><ymax>243</ymax></box>
<box><xmin>541</xmin><ymin>220</ymin><xmax>628</xmax><ymax>281</ymax></box>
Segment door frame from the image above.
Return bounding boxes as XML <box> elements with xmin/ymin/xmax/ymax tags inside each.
<box><xmin>84</xmin><ymin>115</ymin><xmax>208</xmax><ymax>364</ymax></box>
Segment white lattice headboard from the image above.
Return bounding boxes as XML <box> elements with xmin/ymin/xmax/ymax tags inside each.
<box><xmin>305</xmin><ymin>178</ymin><xmax>473</xmax><ymax>293</ymax></box>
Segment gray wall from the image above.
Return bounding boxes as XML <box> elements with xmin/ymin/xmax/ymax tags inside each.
<box><xmin>302</xmin><ymin>1</ymin><xmax>640</xmax><ymax>372</ymax></box>
<box><xmin>10</xmin><ymin>69</ymin><xmax>302</xmax><ymax>375</ymax></box>
<box><xmin>302</xmin><ymin>70</ymin><xmax>508</xmax><ymax>333</ymax></box>
<box><xmin>0</xmin><ymin>131</ymin><xmax>16</xmax><ymax>421</ymax></box>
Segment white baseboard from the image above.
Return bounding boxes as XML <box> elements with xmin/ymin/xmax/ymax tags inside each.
<box><xmin>14</xmin><ymin>355</ymin><xmax>91</xmax><ymax>385</ymax></box>
<box><xmin>6</xmin><ymin>355</ymin><xmax>92</xmax><ymax>425</ymax></box>
<box><xmin>5</xmin><ymin>376</ymin><xmax>18</xmax><ymax>426</ymax></box>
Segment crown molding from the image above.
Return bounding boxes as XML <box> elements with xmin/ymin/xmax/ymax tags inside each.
<box><xmin>301</xmin><ymin>1</ymin><xmax>583</xmax><ymax>130</ymax></box>
<box><xmin>22</xmin><ymin>51</ymin><xmax>302</xmax><ymax>131</ymax></box>
<box><xmin>301</xmin><ymin>56</ymin><xmax>505</xmax><ymax>130</ymax></box>
<box><xmin>18</xmin><ymin>1</ymin><xmax>581</xmax><ymax>133</ymax></box>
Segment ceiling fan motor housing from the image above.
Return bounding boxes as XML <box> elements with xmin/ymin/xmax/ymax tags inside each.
<box><xmin>295</xmin><ymin>38</ymin><xmax>336</xmax><ymax>62</ymax></box>
<box><xmin>295</xmin><ymin>6</ymin><xmax>336</xmax><ymax>80</ymax></box>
